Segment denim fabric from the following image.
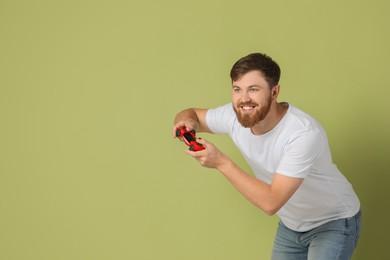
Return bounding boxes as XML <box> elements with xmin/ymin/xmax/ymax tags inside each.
<box><xmin>271</xmin><ymin>210</ymin><xmax>362</xmax><ymax>260</ymax></box>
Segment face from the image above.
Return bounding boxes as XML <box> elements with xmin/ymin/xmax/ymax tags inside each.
<box><xmin>232</xmin><ymin>70</ymin><xmax>273</xmax><ymax>128</ymax></box>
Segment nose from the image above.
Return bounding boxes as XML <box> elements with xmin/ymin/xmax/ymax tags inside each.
<box><xmin>241</xmin><ymin>90</ymin><xmax>251</xmax><ymax>103</ymax></box>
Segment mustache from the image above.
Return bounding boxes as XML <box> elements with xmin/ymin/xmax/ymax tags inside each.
<box><xmin>238</xmin><ymin>102</ymin><xmax>258</xmax><ymax>106</ymax></box>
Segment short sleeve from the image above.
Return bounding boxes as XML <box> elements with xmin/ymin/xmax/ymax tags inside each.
<box><xmin>206</xmin><ymin>103</ymin><xmax>236</xmax><ymax>135</ymax></box>
<box><xmin>276</xmin><ymin>129</ymin><xmax>324</xmax><ymax>178</ymax></box>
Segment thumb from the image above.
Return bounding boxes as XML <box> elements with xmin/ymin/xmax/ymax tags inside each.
<box><xmin>196</xmin><ymin>138</ymin><xmax>209</xmax><ymax>146</ymax></box>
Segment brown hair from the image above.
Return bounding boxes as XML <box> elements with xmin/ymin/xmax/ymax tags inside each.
<box><xmin>230</xmin><ymin>53</ymin><xmax>281</xmax><ymax>88</ymax></box>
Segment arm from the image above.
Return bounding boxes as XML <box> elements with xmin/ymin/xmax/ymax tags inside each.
<box><xmin>172</xmin><ymin>108</ymin><xmax>213</xmax><ymax>137</ymax></box>
<box><xmin>174</xmin><ymin>108</ymin><xmax>304</xmax><ymax>215</ymax></box>
<box><xmin>187</xmin><ymin>139</ymin><xmax>304</xmax><ymax>216</ymax></box>
<box><xmin>217</xmin><ymin>156</ymin><xmax>303</xmax><ymax>215</ymax></box>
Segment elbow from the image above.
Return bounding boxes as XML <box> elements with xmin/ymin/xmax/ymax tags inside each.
<box><xmin>263</xmin><ymin>208</ymin><xmax>278</xmax><ymax>216</ymax></box>
<box><xmin>260</xmin><ymin>203</ymin><xmax>282</xmax><ymax>216</ymax></box>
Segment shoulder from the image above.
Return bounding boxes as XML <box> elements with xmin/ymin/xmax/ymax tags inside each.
<box><xmin>282</xmin><ymin>104</ymin><xmax>328</xmax><ymax>150</ymax></box>
<box><xmin>284</xmin><ymin>104</ymin><xmax>325</xmax><ymax>134</ymax></box>
<box><xmin>276</xmin><ymin>104</ymin><xmax>328</xmax><ymax>150</ymax></box>
<box><xmin>206</xmin><ymin>103</ymin><xmax>237</xmax><ymax>134</ymax></box>
<box><xmin>207</xmin><ymin>103</ymin><xmax>234</xmax><ymax>114</ymax></box>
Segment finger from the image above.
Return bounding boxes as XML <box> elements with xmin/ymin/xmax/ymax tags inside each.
<box><xmin>172</xmin><ymin>123</ymin><xmax>181</xmax><ymax>137</ymax></box>
<box><xmin>184</xmin><ymin>119</ymin><xmax>199</xmax><ymax>132</ymax></box>
<box><xmin>172</xmin><ymin>122</ymin><xmax>186</xmax><ymax>138</ymax></box>
<box><xmin>172</xmin><ymin>127</ymin><xmax>178</xmax><ymax>138</ymax></box>
<box><xmin>185</xmin><ymin>149</ymin><xmax>197</xmax><ymax>157</ymax></box>
<box><xmin>184</xmin><ymin>123</ymin><xmax>195</xmax><ymax>132</ymax></box>
<box><xmin>172</xmin><ymin>122</ymin><xmax>190</xmax><ymax>138</ymax></box>
<box><xmin>196</xmin><ymin>138</ymin><xmax>205</xmax><ymax>143</ymax></box>
<box><xmin>196</xmin><ymin>138</ymin><xmax>210</xmax><ymax>147</ymax></box>
<box><xmin>185</xmin><ymin>149</ymin><xmax>205</xmax><ymax>158</ymax></box>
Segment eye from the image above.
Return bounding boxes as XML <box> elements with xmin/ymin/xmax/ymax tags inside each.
<box><xmin>233</xmin><ymin>87</ymin><xmax>241</xmax><ymax>93</ymax></box>
<box><xmin>249</xmin><ymin>88</ymin><xmax>259</xmax><ymax>92</ymax></box>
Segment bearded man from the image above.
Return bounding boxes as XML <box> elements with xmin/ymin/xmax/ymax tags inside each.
<box><xmin>172</xmin><ymin>53</ymin><xmax>361</xmax><ymax>260</ymax></box>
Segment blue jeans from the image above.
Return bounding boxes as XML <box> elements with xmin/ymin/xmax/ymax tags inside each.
<box><xmin>271</xmin><ymin>210</ymin><xmax>362</xmax><ymax>260</ymax></box>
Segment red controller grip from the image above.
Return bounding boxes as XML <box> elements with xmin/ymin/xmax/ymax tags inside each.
<box><xmin>175</xmin><ymin>126</ymin><xmax>205</xmax><ymax>151</ymax></box>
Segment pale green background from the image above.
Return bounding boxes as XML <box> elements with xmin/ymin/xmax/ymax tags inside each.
<box><xmin>0</xmin><ymin>0</ymin><xmax>389</xmax><ymax>259</ymax></box>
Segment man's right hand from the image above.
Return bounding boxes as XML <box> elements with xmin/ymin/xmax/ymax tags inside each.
<box><xmin>172</xmin><ymin>119</ymin><xmax>199</xmax><ymax>138</ymax></box>
<box><xmin>172</xmin><ymin>108</ymin><xmax>211</xmax><ymax>138</ymax></box>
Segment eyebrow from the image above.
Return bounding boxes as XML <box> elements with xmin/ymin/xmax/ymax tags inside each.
<box><xmin>232</xmin><ymin>84</ymin><xmax>262</xmax><ymax>89</ymax></box>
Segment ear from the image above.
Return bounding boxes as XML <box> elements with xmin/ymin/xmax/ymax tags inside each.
<box><xmin>271</xmin><ymin>84</ymin><xmax>280</xmax><ymax>100</ymax></box>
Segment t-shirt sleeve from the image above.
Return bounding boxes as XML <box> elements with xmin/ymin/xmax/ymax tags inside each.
<box><xmin>276</xmin><ymin>129</ymin><xmax>324</xmax><ymax>178</ymax></box>
<box><xmin>206</xmin><ymin>103</ymin><xmax>236</xmax><ymax>135</ymax></box>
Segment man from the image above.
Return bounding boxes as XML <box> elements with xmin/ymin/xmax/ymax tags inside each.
<box><xmin>172</xmin><ymin>53</ymin><xmax>361</xmax><ymax>260</ymax></box>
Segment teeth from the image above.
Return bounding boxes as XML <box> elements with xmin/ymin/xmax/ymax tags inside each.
<box><xmin>242</xmin><ymin>106</ymin><xmax>254</xmax><ymax>110</ymax></box>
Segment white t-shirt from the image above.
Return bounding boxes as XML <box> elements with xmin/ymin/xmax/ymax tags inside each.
<box><xmin>206</xmin><ymin>103</ymin><xmax>360</xmax><ymax>232</ymax></box>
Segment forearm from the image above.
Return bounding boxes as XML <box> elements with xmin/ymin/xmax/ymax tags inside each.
<box><xmin>174</xmin><ymin>109</ymin><xmax>200</xmax><ymax>126</ymax></box>
<box><xmin>217</xmin><ymin>158</ymin><xmax>280</xmax><ymax>215</ymax></box>
<box><xmin>173</xmin><ymin>108</ymin><xmax>211</xmax><ymax>134</ymax></box>
<box><xmin>187</xmin><ymin>138</ymin><xmax>302</xmax><ymax>215</ymax></box>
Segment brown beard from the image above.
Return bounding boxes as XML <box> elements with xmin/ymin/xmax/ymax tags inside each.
<box><xmin>233</xmin><ymin>95</ymin><xmax>272</xmax><ymax>128</ymax></box>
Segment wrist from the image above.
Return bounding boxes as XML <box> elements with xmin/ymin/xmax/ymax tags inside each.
<box><xmin>216</xmin><ymin>155</ymin><xmax>234</xmax><ymax>174</ymax></box>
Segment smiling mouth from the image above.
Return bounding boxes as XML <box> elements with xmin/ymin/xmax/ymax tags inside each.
<box><xmin>241</xmin><ymin>105</ymin><xmax>255</xmax><ymax>110</ymax></box>
<box><xmin>239</xmin><ymin>103</ymin><xmax>257</xmax><ymax>111</ymax></box>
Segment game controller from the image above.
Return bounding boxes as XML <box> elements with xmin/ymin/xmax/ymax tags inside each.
<box><xmin>175</xmin><ymin>126</ymin><xmax>205</xmax><ymax>151</ymax></box>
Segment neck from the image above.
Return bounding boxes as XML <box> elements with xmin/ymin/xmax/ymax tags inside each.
<box><xmin>251</xmin><ymin>102</ymin><xmax>288</xmax><ymax>135</ymax></box>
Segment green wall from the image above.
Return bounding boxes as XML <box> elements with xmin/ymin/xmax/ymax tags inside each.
<box><xmin>1</xmin><ymin>0</ymin><xmax>389</xmax><ymax>259</ymax></box>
